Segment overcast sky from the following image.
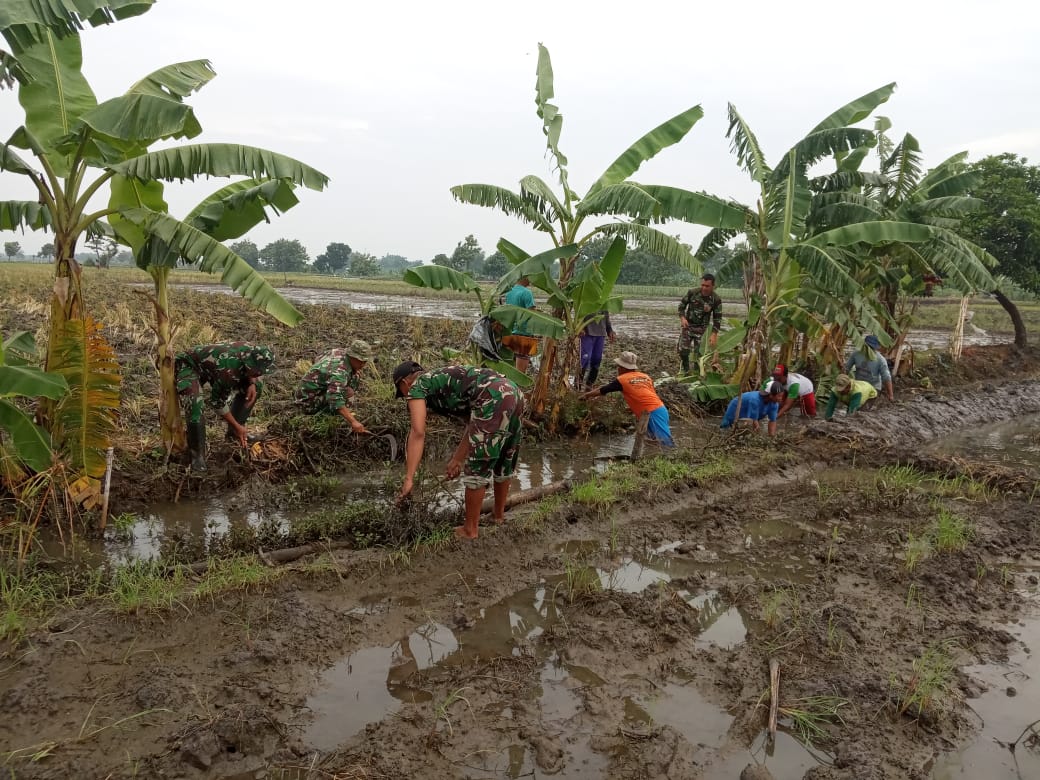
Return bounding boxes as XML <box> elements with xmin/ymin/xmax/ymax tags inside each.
<box><xmin>2</xmin><ymin>0</ymin><xmax>1039</xmax><ymax>262</ymax></box>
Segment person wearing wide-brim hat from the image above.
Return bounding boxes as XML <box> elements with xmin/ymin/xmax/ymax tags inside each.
<box><xmin>844</xmin><ymin>334</ymin><xmax>894</xmax><ymax>401</ymax></box>
<box><xmin>582</xmin><ymin>350</ymin><xmax>674</xmax><ymax>447</ymax></box>
<box><xmin>294</xmin><ymin>339</ymin><xmax>374</xmax><ymax>433</ymax></box>
<box><xmin>824</xmin><ymin>373</ymin><xmax>878</xmax><ymax>420</ymax></box>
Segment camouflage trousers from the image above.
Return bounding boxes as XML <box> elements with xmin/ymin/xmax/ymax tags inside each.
<box><xmin>461</xmin><ymin>379</ymin><xmax>525</xmax><ymax>489</ymax></box>
<box><xmin>677</xmin><ymin>325</ymin><xmax>708</xmax><ymax>355</ymax></box>
<box><xmin>295</xmin><ymin>385</ymin><xmax>350</xmax><ymax>416</ymax></box>
<box><xmin>175</xmin><ymin>361</ymin><xmax>263</xmax><ymax>424</ymax></box>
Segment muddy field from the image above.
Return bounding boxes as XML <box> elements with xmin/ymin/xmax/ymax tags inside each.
<box><xmin>3</xmin><ymin>376</ymin><xmax>1040</xmax><ymax>779</ymax></box>
<box><xmin>2</xmin><ymin>273</ymin><xmax>1040</xmax><ymax>779</ymax></box>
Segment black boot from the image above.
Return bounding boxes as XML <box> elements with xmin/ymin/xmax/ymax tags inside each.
<box><xmin>186</xmin><ymin>421</ymin><xmax>208</xmax><ymax>473</ymax></box>
<box><xmin>226</xmin><ymin>394</ymin><xmax>253</xmax><ymax>442</ymax></box>
<box><xmin>679</xmin><ymin>349</ymin><xmax>691</xmax><ymax>375</ymax></box>
<box><xmin>586</xmin><ymin>364</ymin><xmax>600</xmax><ymax>387</ymax></box>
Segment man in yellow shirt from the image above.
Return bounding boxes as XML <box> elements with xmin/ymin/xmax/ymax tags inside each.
<box><xmin>824</xmin><ymin>374</ymin><xmax>878</xmax><ymax>420</ymax></box>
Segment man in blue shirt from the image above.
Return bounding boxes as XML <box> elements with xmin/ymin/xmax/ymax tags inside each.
<box><xmin>502</xmin><ymin>277</ymin><xmax>538</xmax><ymax>374</ymax></box>
<box><xmin>720</xmin><ymin>382</ymin><xmax>786</xmax><ymax>437</ymax></box>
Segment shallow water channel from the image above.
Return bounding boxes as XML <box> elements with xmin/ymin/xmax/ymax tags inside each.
<box><xmin>171</xmin><ymin>283</ymin><xmax>1009</xmax><ymax>350</ymax></box>
<box><xmin>75</xmin><ymin>431</ymin><xmax>641</xmax><ymax>565</ymax></box>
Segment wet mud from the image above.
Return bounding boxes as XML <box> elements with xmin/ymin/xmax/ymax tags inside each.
<box><xmin>3</xmin><ymin>381</ymin><xmax>1040</xmax><ymax>779</ymax></box>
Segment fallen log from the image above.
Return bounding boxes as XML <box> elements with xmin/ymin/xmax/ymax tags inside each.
<box><xmin>480</xmin><ymin>479</ymin><xmax>572</xmax><ymax>516</ymax></box>
<box><xmin>181</xmin><ymin>540</ymin><xmax>353</xmax><ymax>575</ymax></box>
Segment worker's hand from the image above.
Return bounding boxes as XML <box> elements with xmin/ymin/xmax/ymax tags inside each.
<box><xmin>351</xmin><ymin>419</ymin><xmax>368</xmax><ymax>434</ymax></box>
<box><xmin>245</xmin><ymin>383</ymin><xmax>257</xmax><ymax>407</ymax></box>
<box><xmin>445</xmin><ymin>459</ymin><xmax>463</xmax><ymax>480</ymax></box>
<box><xmin>709</xmin><ymin>333</ymin><xmax>718</xmax><ymax>349</ymax></box>
<box><xmin>608</xmin><ymin>332</ymin><xmax>616</xmax><ymax>343</ymax></box>
<box><xmin>710</xmin><ymin>352</ymin><xmax>722</xmax><ymax>372</ymax></box>
<box><xmin>396</xmin><ymin>477</ymin><xmax>413</xmax><ymax>505</ymax></box>
<box><xmin>235</xmin><ymin>425</ymin><xmax>248</xmax><ymax>448</ymax></box>
<box><xmin>680</xmin><ymin>317</ymin><xmax>689</xmax><ymax>329</ymax></box>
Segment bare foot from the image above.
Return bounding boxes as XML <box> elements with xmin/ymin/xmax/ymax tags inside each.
<box><xmin>453</xmin><ymin>526</ymin><xmax>478</xmax><ymax>540</ymax></box>
<box><xmin>491</xmin><ymin>516</ymin><xmax>506</xmax><ymax>525</ymax></box>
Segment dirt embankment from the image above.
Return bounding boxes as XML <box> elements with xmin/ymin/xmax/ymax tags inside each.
<box><xmin>2</xmin><ymin>353</ymin><xmax>1040</xmax><ymax>779</ymax></box>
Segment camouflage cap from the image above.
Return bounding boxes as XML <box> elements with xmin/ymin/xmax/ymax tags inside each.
<box><xmin>345</xmin><ymin>339</ymin><xmax>374</xmax><ymax>362</ymax></box>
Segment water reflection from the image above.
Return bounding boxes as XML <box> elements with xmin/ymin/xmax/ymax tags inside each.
<box><xmin>926</xmin><ymin>413</ymin><xmax>1040</xmax><ymax>473</ymax></box>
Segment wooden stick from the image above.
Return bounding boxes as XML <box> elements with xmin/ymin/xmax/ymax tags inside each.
<box><xmin>631</xmin><ymin>411</ymin><xmax>649</xmax><ymax>461</ymax></box>
<box><xmin>768</xmin><ymin>658</ymin><xmax>781</xmax><ymax>741</ymax></box>
<box><xmin>99</xmin><ymin>447</ymin><xmax>115</xmax><ymax>530</ymax></box>
<box><xmin>479</xmin><ymin>479</ymin><xmax>571</xmax><ymax>516</ymax></box>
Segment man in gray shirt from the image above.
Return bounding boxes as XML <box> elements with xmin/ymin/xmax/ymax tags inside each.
<box><xmin>844</xmin><ymin>334</ymin><xmax>894</xmax><ymax>401</ymax></box>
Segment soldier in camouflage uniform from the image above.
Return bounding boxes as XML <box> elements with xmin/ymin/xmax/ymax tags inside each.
<box><xmin>295</xmin><ymin>339</ymin><xmax>373</xmax><ymax>433</ymax></box>
<box><xmin>677</xmin><ymin>273</ymin><xmax>723</xmax><ymax>374</ymax></box>
<box><xmin>392</xmin><ymin>361</ymin><xmax>524</xmax><ymax>540</ymax></box>
<box><xmin>175</xmin><ymin>342</ymin><xmax>275</xmax><ymax>472</ymax></box>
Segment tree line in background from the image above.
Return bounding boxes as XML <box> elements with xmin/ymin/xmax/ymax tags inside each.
<box><xmin>1</xmin><ymin>3</ymin><xmax>1039</xmax><ymax>528</ymax></box>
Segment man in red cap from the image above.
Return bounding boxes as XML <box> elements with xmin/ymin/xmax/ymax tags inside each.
<box><xmin>765</xmin><ymin>364</ymin><xmax>817</xmax><ymax>418</ymax></box>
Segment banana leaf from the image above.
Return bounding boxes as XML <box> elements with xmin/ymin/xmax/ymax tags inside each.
<box><xmin>0</xmin><ymin>399</ymin><xmax>54</xmax><ymax>472</ymax></box>
<box><xmin>50</xmin><ymin>317</ymin><xmax>120</xmax><ymax>485</ymax></box>
<box><xmin>488</xmin><ymin>305</ymin><xmax>565</xmax><ymax>340</ymax></box>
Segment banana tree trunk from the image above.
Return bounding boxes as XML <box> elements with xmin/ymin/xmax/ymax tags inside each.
<box><xmin>993</xmin><ymin>289</ymin><xmax>1028</xmax><ymax>348</ymax></box>
<box><xmin>45</xmin><ymin>238</ymin><xmax>85</xmax><ymax>373</ymax></box>
<box><xmin>149</xmin><ymin>267</ymin><xmax>186</xmax><ymax>454</ymax></box>
<box><xmin>530</xmin><ymin>338</ymin><xmax>557</xmax><ymax>421</ymax></box>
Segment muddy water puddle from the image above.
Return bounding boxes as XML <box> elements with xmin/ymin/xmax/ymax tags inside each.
<box><xmin>61</xmin><ymin>433</ymin><xmax>641</xmax><ymax>564</ymax></box>
<box><xmin>931</xmin><ymin>575</ymin><xmax>1040</xmax><ymax>779</ymax></box>
<box><xmin>925</xmin><ymin>412</ymin><xmax>1040</xmax><ymax>473</ymax></box>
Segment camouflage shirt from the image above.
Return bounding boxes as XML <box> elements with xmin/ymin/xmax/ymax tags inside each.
<box><xmin>296</xmin><ymin>349</ymin><xmax>361</xmax><ymax>411</ymax></box>
<box><xmin>177</xmin><ymin>342</ymin><xmax>274</xmax><ymax>391</ymax></box>
<box><xmin>678</xmin><ymin>289</ymin><xmax>723</xmax><ymax>333</ymax></box>
<box><xmin>407</xmin><ymin>365</ymin><xmax>512</xmax><ymax>420</ymax></box>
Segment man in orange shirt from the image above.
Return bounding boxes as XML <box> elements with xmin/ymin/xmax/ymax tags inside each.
<box><xmin>582</xmin><ymin>351</ymin><xmax>674</xmax><ymax>447</ymax></box>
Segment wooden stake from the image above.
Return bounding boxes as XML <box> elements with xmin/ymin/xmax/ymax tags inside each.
<box><xmin>631</xmin><ymin>411</ymin><xmax>649</xmax><ymax>461</ymax></box>
<box><xmin>768</xmin><ymin>658</ymin><xmax>780</xmax><ymax>741</ymax></box>
<box><xmin>99</xmin><ymin>447</ymin><xmax>114</xmax><ymax>530</ymax></box>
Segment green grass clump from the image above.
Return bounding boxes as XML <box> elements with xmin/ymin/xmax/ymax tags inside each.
<box><xmin>876</xmin><ymin>465</ymin><xmax>926</xmax><ymax>493</ymax></box>
<box><xmin>896</xmin><ymin>640</ymin><xmax>957</xmax><ymax>719</ymax></box>
<box><xmin>930</xmin><ymin>507</ymin><xmax>974</xmax><ymax>552</ymax></box>
<box><xmin>779</xmin><ymin>695</ymin><xmax>849</xmax><ymax>746</ymax></box>
<box><xmin>904</xmin><ymin>533</ymin><xmax>932</xmax><ymax>573</ymax></box>
<box><xmin>193</xmin><ymin>556</ymin><xmax>281</xmax><ymax>600</ymax></box>
<box><xmin>571</xmin><ymin>479</ymin><xmax>618</xmax><ymax>508</ymax></box>
<box><xmin>108</xmin><ymin>561</ymin><xmax>187</xmax><ymax>613</ymax></box>
<box><xmin>691</xmin><ymin>455</ymin><xmax>734</xmax><ymax>482</ymax></box>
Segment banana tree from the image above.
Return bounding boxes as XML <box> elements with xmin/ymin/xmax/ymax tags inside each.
<box><xmin>691</xmin><ymin>85</ymin><xmax>963</xmax><ymax>389</ymax></box>
<box><xmin>450</xmin><ymin>44</ymin><xmax>744</xmax><ymax>423</ymax></box>
<box><xmin>806</xmin><ymin>123</ymin><xmax>997</xmax><ymax>358</ymax></box>
<box><xmin>404</xmin><ymin>245</ymin><xmax>573</xmax><ymax>387</ymax></box>
<box><xmin>112</xmin><ymin>178</ymin><xmax>306</xmax><ymax>454</ymax></box>
<box><xmin>1</xmin><ymin>5</ymin><xmax>328</xmax><ymax>460</ymax></box>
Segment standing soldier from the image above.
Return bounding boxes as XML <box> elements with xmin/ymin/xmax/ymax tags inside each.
<box><xmin>677</xmin><ymin>273</ymin><xmax>723</xmax><ymax>375</ymax></box>
<box><xmin>392</xmin><ymin>362</ymin><xmax>525</xmax><ymax>540</ymax></box>
<box><xmin>175</xmin><ymin>342</ymin><xmax>275</xmax><ymax>472</ymax></box>
<box><xmin>295</xmin><ymin>340</ymin><xmax>373</xmax><ymax>433</ymax></box>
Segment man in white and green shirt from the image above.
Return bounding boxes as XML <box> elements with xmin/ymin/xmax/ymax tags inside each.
<box><xmin>764</xmin><ymin>363</ymin><xmax>817</xmax><ymax>418</ymax></box>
